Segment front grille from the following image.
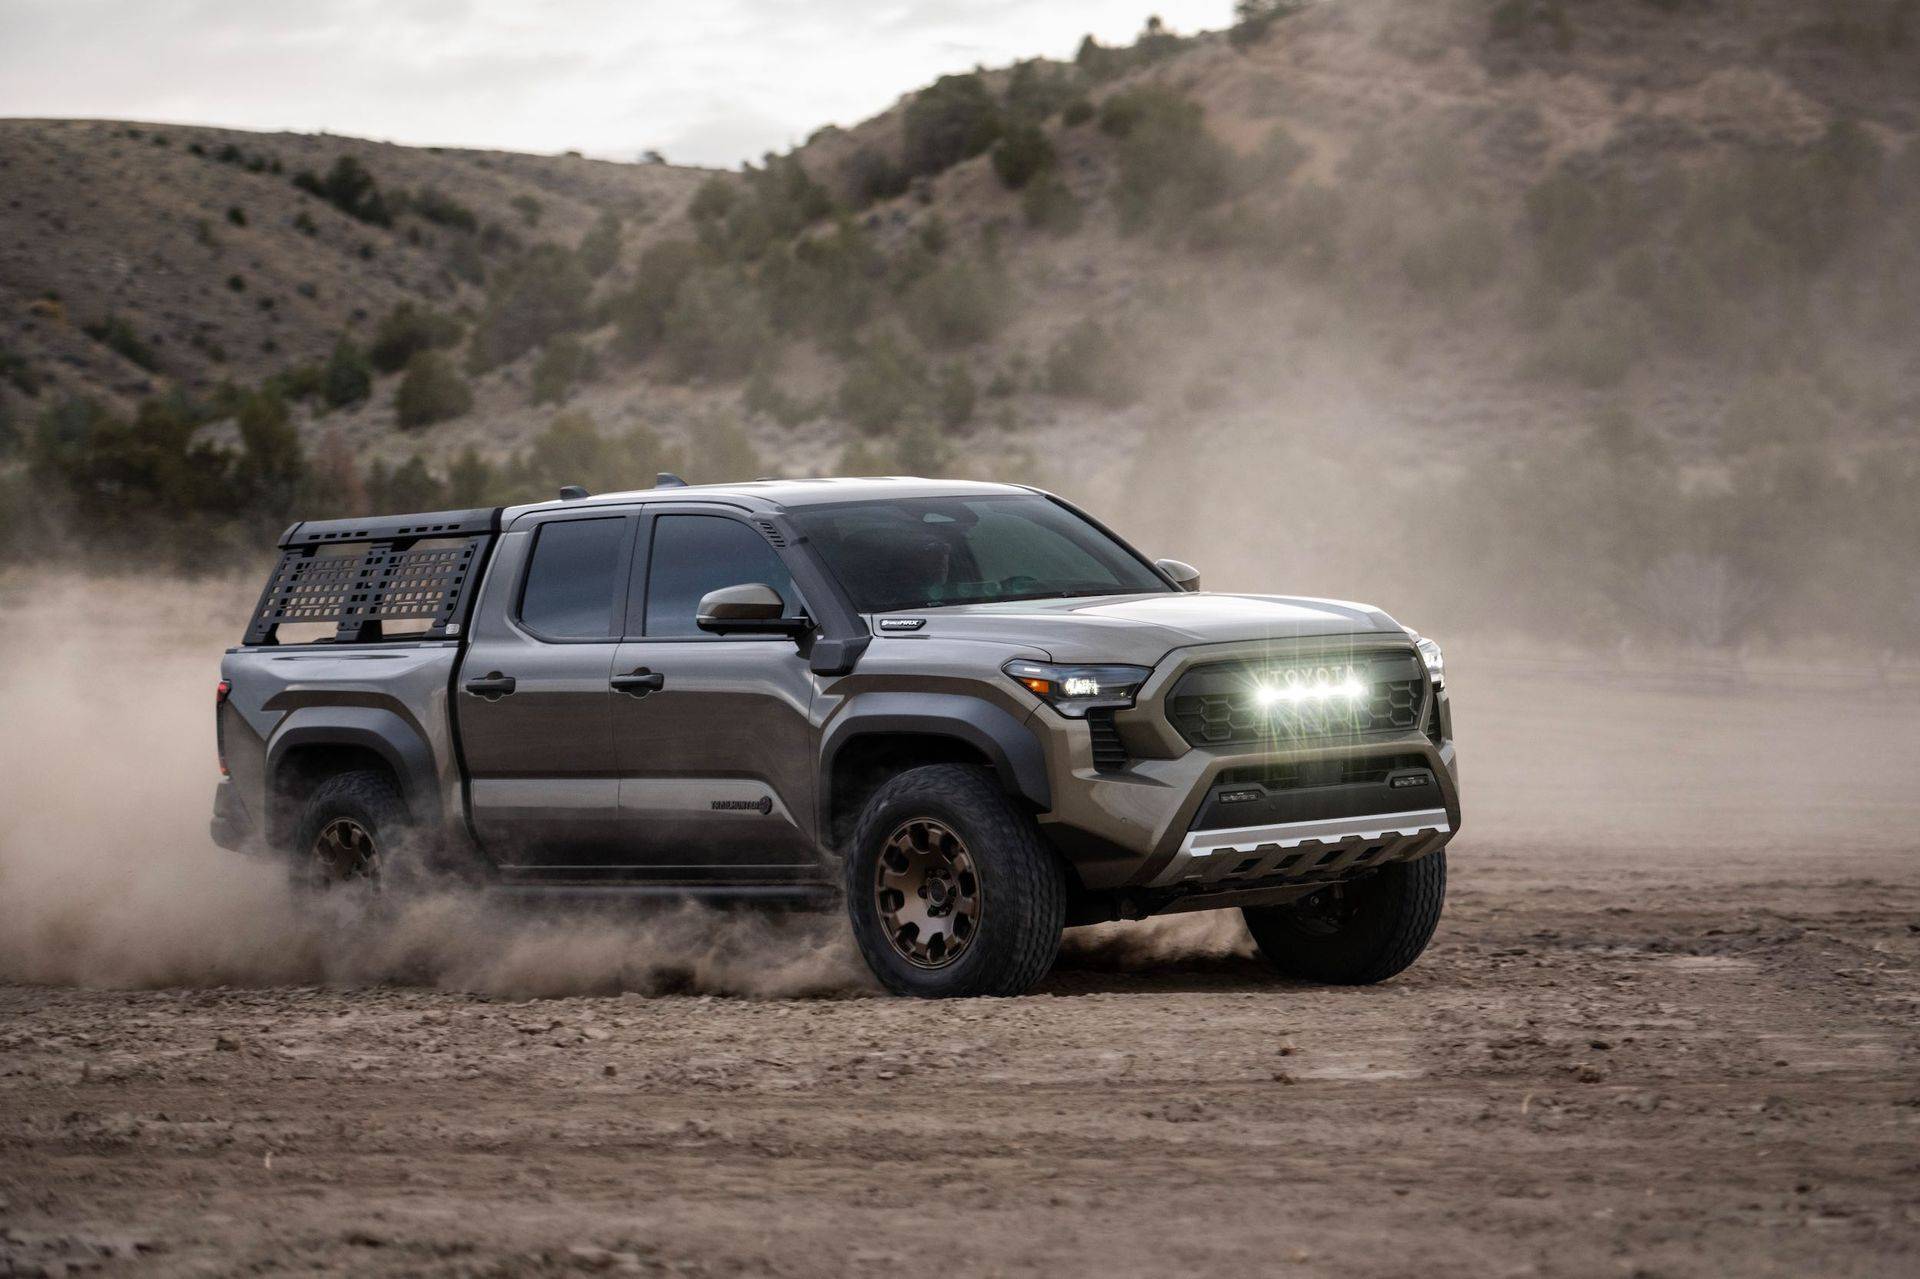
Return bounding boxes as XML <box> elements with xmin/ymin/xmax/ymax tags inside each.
<box><xmin>1087</xmin><ymin>709</ymin><xmax>1127</xmax><ymax>772</ymax></box>
<box><xmin>1167</xmin><ymin>652</ymin><xmax>1424</xmax><ymax>747</ymax></box>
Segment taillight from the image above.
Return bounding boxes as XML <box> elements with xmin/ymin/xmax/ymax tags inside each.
<box><xmin>215</xmin><ymin>680</ymin><xmax>231</xmax><ymax>777</ymax></box>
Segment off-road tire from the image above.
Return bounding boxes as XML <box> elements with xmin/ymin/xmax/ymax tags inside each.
<box><xmin>290</xmin><ymin>770</ymin><xmax>412</xmax><ymax>893</ymax></box>
<box><xmin>1243</xmin><ymin>850</ymin><xmax>1447</xmax><ymax>985</ymax></box>
<box><xmin>844</xmin><ymin>764</ymin><xmax>1065</xmax><ymax>998</ymax></box>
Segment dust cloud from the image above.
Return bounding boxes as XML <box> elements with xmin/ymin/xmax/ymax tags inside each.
<box><xmin>0</xmin><ymin>572</ymin><xmax>867</xmax><ymax>998</ymax></box>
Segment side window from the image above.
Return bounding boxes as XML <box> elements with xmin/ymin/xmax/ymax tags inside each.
<box><xmin>644</xmin><ymin>515</ymin><xmax>794</xmax><ymax>638</ymax></box>
<box><xmin>519</xmin><ymin>517</ymin><xmax>627</xmax><ymax>639</ymax></box>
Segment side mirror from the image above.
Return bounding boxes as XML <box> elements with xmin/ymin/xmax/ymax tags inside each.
<box><xmin>1156</xmin><ymin>559</ymin><xmax>1201</xmax><ymax>592</ymax></box>
<box><xmin>696</xmin><ymin>583</ymin><xmax>810</xmax><ymax>636</ymax></box>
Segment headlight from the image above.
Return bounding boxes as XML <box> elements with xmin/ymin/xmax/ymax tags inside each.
<box><xmin>1410</xmin><ymin>633</ymin><xmax>1445</xmax><ymax>686</ymax></box>
<box><xmin>1003</xmin><ymin>660</ymin><xmax>1151</xmax><ymax>718</ymax></box>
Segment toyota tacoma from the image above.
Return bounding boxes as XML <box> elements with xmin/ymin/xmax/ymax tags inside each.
<box><xmin>212</xmin><ymin>476</ymin><xmax>1459</xmax><ymax>997</ymax></box>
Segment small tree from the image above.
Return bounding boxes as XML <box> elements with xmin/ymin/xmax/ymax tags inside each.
<box><xmin>395</xmin><ymin>352</ymin><xmax>473</xmax><ymax>428</ymax></box>
<box><xmin>990</xmin><ymin>123</ymin><xmax>1056</xmax><ymax>190</ymax></box>
<box><xmin>321</xmin><ymin>337</ymin><xmax>373</xmax><ymax>408</ymax></box>
<box><xmin>902</xmin><ymin>74</ymin><xmax>1002</xmax><ymax>177</ymax></box>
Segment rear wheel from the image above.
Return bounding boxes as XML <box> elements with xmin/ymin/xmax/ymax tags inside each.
<box><xmin>844</xmin><ymin>764</ymin><xmax>1065</xmax><ymax>998</ymax></box>
<box><xmin>291</xmin><ymin>770</ymin><xmax>411</xmax><ymax>893</ymax></box>
<box><xmin>1242</xmin><ymin>851</ymin><xmax>1446</xmax><ymax>985</ymax></box>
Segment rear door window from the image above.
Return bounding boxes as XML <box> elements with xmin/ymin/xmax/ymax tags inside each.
<box><xmin>518</xmin><ymin>517</ymin><xmax>628</xmax><ymax>639</ymax></box>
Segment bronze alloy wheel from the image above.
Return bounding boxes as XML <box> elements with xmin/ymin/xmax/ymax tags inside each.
<box><xmin>312</xmin><ymin>817</ymin><xmax>379</xmax><ymax>885</ymax></box>
<box><xmin>874</xmin><ymin>818</ymin><xmax>982</xmax><ymax>968</ymax></box>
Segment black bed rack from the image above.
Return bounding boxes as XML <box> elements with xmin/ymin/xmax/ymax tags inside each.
<box><xmin>243</xmin><ymin>508</ymin><xmax>501</xmax><ymax>646</ymax></box>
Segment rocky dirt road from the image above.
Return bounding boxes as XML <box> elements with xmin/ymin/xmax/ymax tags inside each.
<box><xmin>2</xmin><ymin>579</ymin><xmax>1917</xmax><ymax>1276</ymax></box>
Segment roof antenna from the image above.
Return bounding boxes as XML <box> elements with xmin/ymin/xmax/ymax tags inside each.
<box><xmin>558</xmin><ymin>485</ymin><xmax>589</xmax><ymax>500</ymax></box>
<box><xmin>654</xmin><ymin>472</ymin><xmax>688</xmax><ymax>488</ymax></box>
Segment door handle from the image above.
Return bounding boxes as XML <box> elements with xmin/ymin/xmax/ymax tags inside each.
<box><xmin>610</xmin><ymin>669</ymin><xmax>665</xmax><ymax>697</ymax></box>
<box><xmin>464</xmin><ymin>672</ymin><xmax>517</xmax><ymax>698</ymax></box>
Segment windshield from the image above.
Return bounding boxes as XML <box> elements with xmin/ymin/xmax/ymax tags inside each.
<box><xmin>791</xmin><ymin>495</ymin><xmax>1172</xmax><ymax>613</ymax></box>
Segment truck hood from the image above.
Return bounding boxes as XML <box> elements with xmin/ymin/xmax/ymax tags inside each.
<box><xmin>869</xmin><ymin>592</ymin><xmax>1404</xmax><ymax>666</ymax></box>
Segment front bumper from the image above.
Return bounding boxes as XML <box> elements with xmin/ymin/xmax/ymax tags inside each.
<box><xmin>1031</xmin><ymin>635</ymin><xmax>1460</xmax><ymax>900</ymax></box>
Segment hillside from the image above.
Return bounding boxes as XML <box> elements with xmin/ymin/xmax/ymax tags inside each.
<box><xmin>3</xmin><ymin>0</ymin><xmax>1918</xmax><ymax>647</ymax></box>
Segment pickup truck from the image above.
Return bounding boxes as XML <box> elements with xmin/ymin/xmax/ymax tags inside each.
<box><xmin>212</xmin><ymin>476</ymin><xmax>1459</xmax><ymax>997</ymax></box>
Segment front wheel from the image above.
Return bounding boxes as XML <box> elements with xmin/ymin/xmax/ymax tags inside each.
<box><xmin>1243</xmin><ymin>850</ymin><xmax>1447</xmax><ymax>985</ymax></box>
<box><xmin>844</xmin><ymin>764</ymin><xmax>1065</xmax><ymax>998</ymax></box>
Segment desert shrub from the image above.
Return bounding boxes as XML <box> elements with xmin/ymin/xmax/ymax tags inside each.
<box><xmin>934</xmin><ymin>361</ymin><xmax>977</xmax><ymax>430</ymax></box>
<box><xmin>409</xmin><ymin>187</ymin><xmax>478</xmax><ymax>233</ymax></box>
<box><xmin>902</xmin><ymin>73</ymin><xmax>1003</xmax><ymax>177</ymax></box>
<box><xmin>902</xmin><ymin>255</ymin><xmax>1007</xmax><ymax>349</ymax></box>
<box><xmin>838</xmin><ymin>438</ymin><xmax>893</xmax><ymax>475</ymax></box>
<box><xmin>369</xmin><ymin>303</ymin><xmax>463</xmax><ymax>373</ymax></box>
<box><xmin>1022</xmin><ymin>176</ymin><xmax>1083</xmax><ymax>234</ymax></box>
<box><xmin>1521</xmin><ymin>294</ymin><xmax>1649</xmax><ymax>389</ymax></box>
<box><xmin>530</xmin><ymin>336</ymin><xmax>595</xmax><ymax>405</ymax></box>
<box><xmin>395</xmin><ymin>352</ymin><xmax>473</xmax><ymax>427</ymax></box>
<box><xmin>467</xmin><ymin>244</ymin><xmax>591</xmax><ymax>371</ymax></box>
<box><xmin>895</xmin><ymin>417</ymin><xmax>951</xmax><ymax>475</ymax></box>
<box><xmin>508</xmin><ymin>410</ymin><xmax>675</xmax><ymax>496</ymax></box>
<box><xmin>320</xmin><ymin>337</ymin><xmax>373</xmax><ymax>408</ymax></box>
<box><xmin>689</xmin><ymin>176</ymin><xmax>737</xmax><ymax>223</ymax></box>
<box><xmin>268</xmin><ymin>361</ymin><xmax>325</xmax><ymax>402</ymax></box>
<box><xmin>1100</xmin><ymin>88</ymin><xmax>1233</xmax><ymax>232</ymax></box>
<box><xmin>1401</xmin><ymin>213</ymin><xmax>1505</xmax><ymax>297</ymax></box>
<box><xmin>370</xmin><ymin>454</ymin><xmax>447</xmax><ymax>512</ymax></box>
<box><xmin>445</xmin><ymin>235</ymin><xmax>486</xmax><ymax>285</ymax></box>
<box><xmin>691</xmin><ymin>156</ymin><xmax>832</xmax><ymax>261</ymax></box>
<box><xmin>846</xmin><ymin>147</ymin><xmax>910</xmax><ymax>206</ymax></box>
<box><xmin>1230</xmin><ymin>1</ymin><xmax>1307</xmax><ymax>50</ymax></box>
<box><xmin>1062</xmin><ymin>97</ymin><xmax>1095</xmax><ymax>127</ymax></box>
<box><xmin>1004</xmin><ymin>60</ymin><xmax>1078</xmax><ymax>122</ymax></box>
<box><xmin>991</xmin><ymin>123</ymin><xmax>1055</xmax><ymax>190</ymax></box>
<box><xmin>226</xmin><ymin>205</ymin><xmax>247</xmax><ymax>227</ymax></box>
<box><xmin>0</xmin><ymin>347</ymin><xmax>41</xmax><ymax>396</ymax></box>
<box><xmin>609</xmin><ymin>238</ymin><xmax>702</xmax><ymax>359</ymax></box>
<box><xmin>82</xmin><ymin>315</ymin><xmax>159</xmax><ymax>372</ymax></box>
<box><xmin>446</xmin><ymin>446</ymin><xmax>501</xmax><ymax>508</ymax></box>
<box><xmin>837</xmin><ymin>333</ymin><xmax>928</xmax><ymax>435</ymax></box>
<box><xmin>232</xmin><ymin>389</ymin><xmax>304</xmax><ymax>515</ymax></box>
<box><xmin>1045</xmin><ymin>318</ymin><xmax>1138</xmax><ymax>406</ymax></box>
<box><xmin>576</xmin><ymin>210</ymin><xmax>622</xmax><ymax>277</ymax></box>
<box><xmin>512</xmin><ymin>195</ymin><xmax>543</xmax><ymax>227</ymax></box>
<box><xmin>292</xmin><ymin>156</ymin><xmax>392</xmax><ymax>226</ymax></box>
<box><xmin>759</xmin><ymin>220</ymin><xmax>880</xmax><ymax>344</ymax></box>
<box><xmin>662</xmin><ymin>269</ymin><xmax>771</xmax><ymax>382</ymax></box>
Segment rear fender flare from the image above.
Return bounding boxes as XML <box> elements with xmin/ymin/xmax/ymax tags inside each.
<box><xmin>265</xmin><ymin>708</ymin><xmax>442</xmax><ymax>831</ymax></box>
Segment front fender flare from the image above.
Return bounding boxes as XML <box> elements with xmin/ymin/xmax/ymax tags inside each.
<box><xmin>819</xmin><ymin>692</ymin><xmax>1051</xmax><ymax>822</ymax></box>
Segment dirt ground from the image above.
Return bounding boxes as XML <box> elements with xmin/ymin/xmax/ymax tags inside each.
<box><xmin>2</xmin><ymin>577</ymin><xmax>1918</xmax><ymax>1276</ymax></box>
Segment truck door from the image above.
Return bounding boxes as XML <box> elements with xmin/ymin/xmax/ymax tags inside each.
<box><xmin>456</xmin><ymin>511</ymin><xmax>636</xmax><ymax>867</ymax></box>
<box><xmin>607</xmin><ymin>509</ymin><xmax>821</xmax><ymax>878</ymax></box>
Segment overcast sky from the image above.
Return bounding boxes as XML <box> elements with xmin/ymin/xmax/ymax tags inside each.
<box><xmin>0</xmin><ymin>1</ymin><xmax>1228</xmax><ymax>168</ymax></box>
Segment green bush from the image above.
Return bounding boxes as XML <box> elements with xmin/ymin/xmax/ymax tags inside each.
<box><xmin>321</xmin><ymin>337</ymin><xmax>373</xmax><ymax>408</ymax></box>
<box><xmin>902</xmin><ymin>73</ymin><xmax>1003</xmax><ymax>177</ymax></box>
<box><xmin>662</xmin><ymin>269</ymin><xmax>771</xmax><ymax>382</ymax></box>
<box><xmin>846</xmin><ymin>147</ymin><xmax>910</xmax><ymax>206</ymax></box>
<box><xmin>1045</xmin><ymin>319</ymin><xmax>1138</xmax><ymax>406</ymax></box>
<box><xmin>395</xmin><ymin>352</ymin><xmax>474</xmax><ymax>427</ymax></box>
<box><xmin>902</xmin><ymin>255</ymin><xmax>1007</xmax><ymax>349</ymax></box>
<box><xmin>1004</xmin><ymin>60</ymin><xmax>1078</xmax><ymax>123</ymax></box>
<box><xmin>693</xmin><ymin>156</ymin><xmax>834</xmax><ymax>261</ymax></box>
<box><xmin>609</xmin><ymin>239</ymin><xmax>701</xmax><ymax>359</ymax></box>
<box><xmin>467</xmin><ymin>244</ymin><xmax>591</xmax><ymax>371</ymax></box>
<box><xmin>577</xmin><ymin>210</ymin><xmax>623</xmax><ymax>277</ymax></box>
<box><xmin>1099</xmin><ymin>88</ymin><xmax>1234</xmax><ymax>232</ymax></box>
<box><xmin>409</xmin><ymin>187</ymin><xmax>478</xmax><ymax>233</ymax></box>
<box><xmin>292</xmin><ymin>156</ymin><xmax>392</xmax><ymax>226</ymax></box>
<box><xmin>369</xmin><ymin>303</ymin><xmax>464</xmax><ymax>374</ymax></box>
<box><xmin>82</xmin><ymin>314</ymin><xmax>159</xmax><ymax>372</ymax></box>
<box><xmin>759</xmin><ymin>220</ymin><xmax>879</xmax><ymax>344</ymax></box>
<box><xmin>1022</xmin><ymin>176</ymin><xmax>1083</xmax><ymax>235</ymax></box>
<box><xmin>531</xmin><ymin>336</ymin><xmax>594</xmax><ymax>405</ymax></box>
<box><xmin>990</xmin><ymin>123</ymin><xmax>1055</xmax><ymax>190</ymax></box>
<box><xmin>837</xmin><ymin>334</ymin><xmax>928</xmax><ymax>435</ymax></box>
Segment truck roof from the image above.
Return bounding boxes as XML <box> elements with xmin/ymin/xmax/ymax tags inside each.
<box><xmin>502</xmin><ymin>476</ymin><xmax>1036</xmax><ymax>522</ymax></box>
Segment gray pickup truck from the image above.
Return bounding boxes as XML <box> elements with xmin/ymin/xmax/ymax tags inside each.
<box><xmin>213</xmin><ymin>476</ymin><xmax>1459</xmax><ymax>997</ymax></box>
